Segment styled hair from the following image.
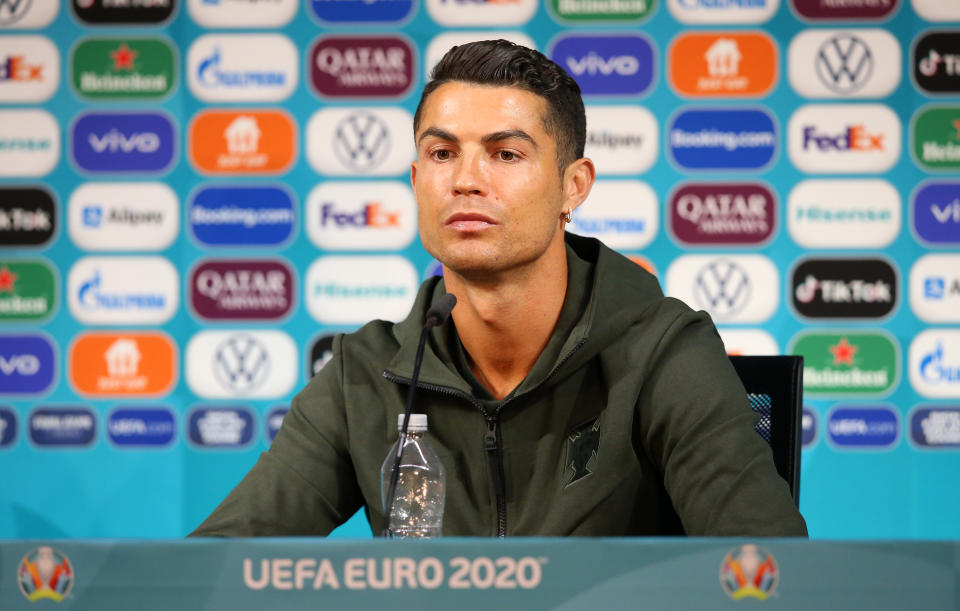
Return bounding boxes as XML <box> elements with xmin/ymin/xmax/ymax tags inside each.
<box><xmin>413</xmin><ymin>39</ymin><xmax>586</xmax><ymax>172</ymax></box>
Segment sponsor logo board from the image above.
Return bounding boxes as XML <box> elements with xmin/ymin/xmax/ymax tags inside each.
<box><xmin>910</xmin><ymin>330</ymin><xmax>960</xmax><ymax>398</ymax></box>
<box><xmin>549</xmin><ymin>0</ymin><xmax>653</xmax><ymax>22</ymax></box>
<box><xmin>802</xmin><ymin>406</ymin><xmax>817</xmax><ymax>448</ymax></box>
<box><xmin>791</xmin><ymin>331</ymin><xmax>898</xmax><ymax>396</ymax></box>
<box><xmin>187</xmin><ymin>34</ymin><xmax>297</xmax><ymax>103</ymax></box>
<box><xmin>788</xmin><ymin>104</ymin><xmax>900</xmax><ymax>174</ymax></box>
<box><xmin>669</xmin><ymin>32</ymin><xmax>777</xmax><ymax>98</ymax></box>
<box><xmin>72</xmin><ymin>111</ymin><xmax>176</xmax><ymax>174</ymax></box>
<box><xmin>666</xmin><ymin>255</ymin><xmax>779</xmax><ymax>323</ymax></box>
<box><xmin>424</xmin><ymin>33</ymin><xmax>535</xmax><ymax>79</ymax></box>
<box><xmin>0</xmin><ymin>406</ymin><xmax>15</xmax><ymax>447</ymax></box>
<box><xmin>0</xmin><ymin>333</ymin><xmax>55</xmax><ymax>395</ymax></box>
<box><xmin>909</xmin><ymin>406</ymin><xmax>960</xmax><ymax>448</ymax></box>
<box><xmin>0</xmin><ymin>187</ymin><xmax>56</xmax><ymax>248</ymax></box>
<box><xmin>910</xmin><ymin>254</ymin><xmax>960</xmax><ymax>323</ymax></box>
<box><xmin>0</xmin><ymin>110</ymin><xmax>59</xmax><ymax>177</ymax></box>
<box><xmin>0</xmin><ymin>260</ymin><xmax>55</xmax><ymax>322</ymax></box>
<box><xmin>584</xmin><ymin>105</ymin><xmax>657</xmax><ymax>175</ymax></box>
<box><xmin>550</xmin><ymin>34</ymin><xmax>655</xmax><ymax>97</ymax></box>
<box><xmin>190</xmin><ymin>259</ymin><xmax>295</xmax><ymax>321</ymax></box>
<box><xmin>912</xmin><ymin>105</ymin><xmax>960</xmax><ymax>171</ymax></box>
<box><xmin>790</xmin><ymin>0</ymin><xmax>899</xmax><ymax>20</ymax></box>
<box><xmin>72</xmin><ymin>37</ymin><xmax>176</xmax><ymax>100</ymax></box>
<box><xmin>425</xmin><ymin>0</ymin><xmax>537</xmax><ymax>26</ymax></box>
<box><xmin>667</xmin><ymin>0</ymin><xmax>779</xmax><ymax>24</ymax></box>
<box><xmin>188</xmin><ymin>407</ymin><xmax>254</xmax><ymax>448</ymax></box>
<box><xmin>72</xmin><ymin>0</ymin><xmax>175</xmax><ymax>24</ymax></box>
<box><xmin>189</xmin><ymin>185</ymin><xmax>296</xmax><ymax>247</ymax></box>
<box><xmin>190</xmin><ymin>109</ymin><xmax>296</xmax><ymax>175</ymax></box>
<box><xmin>29</xmin><ymin>407</ymin><xmax>96</xmax><ymax>447</ymax></box>
<box><xmin>0</xmin><ymin>35</ymin><xmax>59</xmax><ymax>103</ymax></box>
<box><xmin>911</xmin><ymin>0</ymin><xmax>960</xmax><ymax>21</ymax></box>
<box><xmin>0</xmin><ymin>1</ymin><xmax>59</xmax><ymax>29</ymax></box>
<box><xmin>310</xmin><ymin>35</ymin><xmax>415</xmax><ymax>99</ymax></box>
<box><xmin>68</xmin><ymin>182</ymin><xmax>178</xmax><ymax>251</ymax></box>
<box><xmin>306</xmin><ymin>182</ymin><xmax>416</xmax><ymax>250</ymax></box>
<box><xmin>187</xmin><ymin>0</ymin><xmax>297</xmax><ymax>27</ymax></box>
<box><xmin>912</xmin><ymin>181</ymin><xmax>960</xmax><ymax>245</ymax></box>
<box><xmin>569</xmin><ymin>180</ymin><xmax>657</xmax><ymax>250</ymax></box>
<box><xmin>306</xmin><ymin>107</ymin><xmax>413</xmax><ymax>176</ymax></box>
<box><xmin>185</xmin><ymin>330</ymin><xmax>297</xmax><ymax>399</ymax></box>
<box><xmin>913</xmin><ymin>31</ymin><xmax>960</xmax><ymax>94</ymax></box>
<box><xmin>309</xmin><ymin>333</ymin><xmax>337</xmax><ymax>378</ymax></box>
<box><xmin>669</xmin><ymin>182</ymin><xmax>775</xmax><ymax>246</ymax></box>
<box><xmin>669</xmin><ymin>108</ymin><xmax>777</xmax><ymax>171</ymax></box>
<box><xmin>309</xmin><ymin>0</ymin><xmax>415</xmax><ymax>23</ymax></box>
<box><xmin>787</xmin><ymin>179</ymin><xmax>900</xmax><ymax>249</ymax></box>
<box><xmin>826</xmin><ymin>405</ymin><xmax>899</xmax><ymax>449</ymax></box>
<box><xmin>70</xmin><ymin>331</ymin><xmax>176</xmax><ymax>397</ymax></box>
<box><xmin>305</xmin><ymin>255</ymin><xmax>417</xmax><ymax>324</ymax></box>
<box><xmin>266</xmin><ymin>406</ymin><xmax>287</xmax><ymax>442</ymax></box>
<box><xmin>107</xmin><ymin>407</ymin><xmax>176</xmax><ymax>447</ymax></box>
<box><xmin>68</xmin><ymin>256</ymin><xmax>178</xmax><ymax>325</ymax></box>
<box><xmin>792</xmin><ymin>257</ymin><xmax>897</xmax><ymax>319</ymax></box>
<box><xmin>788</xmin><ymin>29</ymin><xmax>900</xmax><ymax>98</ymax></box>
<box><xmin>717</xmin><ymin>328</ymin><xmax>779</xmax><ymax>356</ymax></box>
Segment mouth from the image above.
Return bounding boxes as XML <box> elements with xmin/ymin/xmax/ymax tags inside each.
<box><xmin>445</xmin><ymin>211</ymin><xmax>497</xmax><ymax>232</ymax></box>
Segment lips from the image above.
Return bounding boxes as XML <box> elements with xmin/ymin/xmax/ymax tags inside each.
<box><xmin>445</xmin><ymin>211</ymin><xmax>497</xmax><ymax>231</ymax></box>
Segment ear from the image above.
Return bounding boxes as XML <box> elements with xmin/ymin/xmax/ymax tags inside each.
<box><xmin>410</xmin><ymin>161</ymin><xmax>418</xmax><ymax>192</ymax></box>
<box><xmin>562</xmin><ymin>157</ymin><xmax>596</xmax><ymax>214</ymax></box>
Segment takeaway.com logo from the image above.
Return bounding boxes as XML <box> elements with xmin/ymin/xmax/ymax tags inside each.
<box><xmin>668</xmin><ymin>32</ymin><xmax>777</xmax><ymax>98</ymax></box>
<box><xmin>190</xmin><ymin>109</ymin><xmax>296</xmax><ymax>175</ymax></box>
<box><xmin>788</xmin><ymin>104</ymin><xmax>900</xmax><ymax>174</ymax></box>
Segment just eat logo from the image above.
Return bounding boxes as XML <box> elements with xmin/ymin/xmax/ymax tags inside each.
<box><xmin>802</xmin><ymin>125</ymin><xmax>885</xmax><ymax>151</ymax></box>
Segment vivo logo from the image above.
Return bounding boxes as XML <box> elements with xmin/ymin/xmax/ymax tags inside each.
<box><xmin>88</xmin><ymin>130</ymin><xmax>160</xmax><ymax>153</ymax></box>
<box><xmin>0</xmin><ymin>354</ymin><xmax>39</xmax><ymax>375</ymax></box>
<box><xmin>568</xmin><ymin>53</ymin><xmax>638</xmax><ymax>76</ymax></box>
<box><xmin>0</xmin><ymin>334</ymin><xmax>55</xmax><ymax>394</ymax></box>
<box><xmin>550</xmin><ymin>35</ymin><xmax>655</xmax><ymax>97</ymax></box>
<box><xmin>912</xmin><ymin>181</ymin><xmax>960</xmax><ymax>245</ymax></box>
<box><xmin>72</xmin><ymin>112</ymin><xmax>176</xmax><ymax>174</ymax></box>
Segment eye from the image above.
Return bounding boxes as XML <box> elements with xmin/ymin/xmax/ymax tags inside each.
<box><xmin>431</xmin><ymin>149</ymin><xmax>452</xmax><ymax>161</ymax></box>
<box><xmin>497</xmin><ymin>150</ymin><xmax>517</xmax><ymax>162</ymax></box>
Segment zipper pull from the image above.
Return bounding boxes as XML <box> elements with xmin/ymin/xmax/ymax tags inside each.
<box><xmin>484</xmin><ymin>419</ymin><xmax>498</xmax><ymax>453</ymax></box>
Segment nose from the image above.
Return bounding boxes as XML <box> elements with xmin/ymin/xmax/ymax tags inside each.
<box><xmin>452</xmin><ymin>148</ymin><xmax>486</xmax><ymax>196</ymax></box>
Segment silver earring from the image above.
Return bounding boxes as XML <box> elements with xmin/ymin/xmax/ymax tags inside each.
<box><xmin>562</xmin><ymin>210</ymin><xmax>572</xmax><ymax>223</ymax></box>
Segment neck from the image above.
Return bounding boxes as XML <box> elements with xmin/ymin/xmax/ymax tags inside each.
<box><xmin>443</xmin><ymin>233</ymin><xmax>568</xmax><ymax>400</ymax></box>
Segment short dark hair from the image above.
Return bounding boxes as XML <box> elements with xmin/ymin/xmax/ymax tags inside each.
<box><xmin>413</xmin><ymin>39</ymin><xmax>586</xmax><ymax>172</ymax></box>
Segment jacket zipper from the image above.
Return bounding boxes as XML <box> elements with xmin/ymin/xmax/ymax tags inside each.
<box><xmin>382</xmin><ymin>336</ymin><xmax>588</xmax><ymax>538</ymax></box>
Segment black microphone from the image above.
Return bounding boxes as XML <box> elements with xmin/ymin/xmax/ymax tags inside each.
<box><xmin>382</xmin><ymin>293</ymin><xmax>457</xmax><ymax>537</ymax></box>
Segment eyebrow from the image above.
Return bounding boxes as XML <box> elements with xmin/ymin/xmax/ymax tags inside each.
<box><xmin>417</xmin><ymin>127</ymin><xmax>538</xmax><ymax>149</ymax></box>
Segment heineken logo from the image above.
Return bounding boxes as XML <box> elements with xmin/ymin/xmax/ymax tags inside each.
<box><xmin>912</xmin><ymin>105</ymin><xmax>960</xmax><ymax>170</ymax></box>
<box><xmin>549</xmin><ymin>0</ymin><xmax>652</xmax><ymax>22</ymax></box>
<box><xmin>71</xmin><ymin>37</ymin><xmax>176</xmax><ymax>100</ymax></box>
<box><xmin>0</xmin><ymin>260</ymin><xmax>55</xmax><ymax>321</ymax></box>
<box><xmin>791</xmin><ymin>331</ymin><xmax>898</xmax><ymax>397</ymax></box>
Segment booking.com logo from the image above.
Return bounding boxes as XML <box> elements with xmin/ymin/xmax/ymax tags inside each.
<box><xmin>668</xmin><ymin>108</ymin><xmax>777</xmax><ymax>170</ymax></box>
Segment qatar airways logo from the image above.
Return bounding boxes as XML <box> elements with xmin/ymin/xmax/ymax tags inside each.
<box><xmin>310</xmin><ymin>36</ymin><xmax>414</xmax><ymax>98</ymax></box>
<box><xmin>669</xmin><ymin>183</ymin><xmax>775</xmax><ymax>245</ymax></box>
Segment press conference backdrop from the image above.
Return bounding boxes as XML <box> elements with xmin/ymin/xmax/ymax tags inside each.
<box><xmin>0</xmin><ymin>0</ymin><xmax>958</xmax><ymax>540</ymax></box>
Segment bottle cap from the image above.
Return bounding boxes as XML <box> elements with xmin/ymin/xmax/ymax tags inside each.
<box><xmin>397</xmin><ymin>413</ymin><xmax>427</xmax><ymax>432</ymax></box>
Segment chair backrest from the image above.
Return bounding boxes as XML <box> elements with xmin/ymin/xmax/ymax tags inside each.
<box><xmin>728</xmin><ymin>355</ymin><xmax>803</xmax><ymax>508</ymax></box>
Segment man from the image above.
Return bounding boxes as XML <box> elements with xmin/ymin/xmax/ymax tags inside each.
<box><xmin>191</xmin><ymin>40</ymin><xmax>807</xmax><ymax>537</ymax></box>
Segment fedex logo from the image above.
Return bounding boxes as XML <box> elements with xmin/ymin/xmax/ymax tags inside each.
<box><xmin>0</xmin><ymin>55</ymin><xmax>42</xmax><ymax>81</ymax></box>
<box><xmin>802</xmin><ymin>125</ymin><xmax>884</xmax><ymax>151</ymax></box>
<box><xmin>320</xmin><ymin>202</ymin><xmax>400</xmax><ymax>228</ymax></box>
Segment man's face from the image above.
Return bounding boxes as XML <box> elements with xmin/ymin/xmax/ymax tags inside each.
<box><xmin>411</xmin><ymin>82</ymin><xmax>572</xmax><ymax>278</ymax></box>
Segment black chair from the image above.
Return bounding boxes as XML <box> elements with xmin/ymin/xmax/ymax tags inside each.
<box><xmin>729</xmin><ymin>355</ymin><xmax>803</xmax><ymax>508</ymax></box>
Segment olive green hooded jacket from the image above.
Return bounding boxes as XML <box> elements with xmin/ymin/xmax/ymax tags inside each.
<box><xmin>191</xmin><ymin>234</ymin><xmax>807</xmax><ymax>537</ymax></box>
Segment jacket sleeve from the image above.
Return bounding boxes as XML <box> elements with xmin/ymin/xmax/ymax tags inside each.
<box><xmin>188</xmin><ymin>334</ymin><xmax>364</xmax><ymax>537</ymax></box>
<box><xmin>636</xmin><ymin>306</ymin><xmax>808</xmax><ymax>537</ymax></box>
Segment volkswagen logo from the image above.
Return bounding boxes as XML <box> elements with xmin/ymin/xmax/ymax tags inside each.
<box><xmin>694</xmin><ymin>259</ymin><xmax>751</xmax><ymax>318</ymax></box>
<box><xmin>0</xmin><ymin>0</ymin><xmax>32</xmax><ymax>24</ymax></box>
<box><xmin>213</xmin><ymin>334</ymin><xmax>271</xmax><ymax>394</ymax></box>
<box><xmin>816</xmin><ymin>34</ymin><xmax>874</xmax><ymax>95</ymax></box>
<box><xmin>334</xmin><ymin>111</ymin><xmax>391</xmax><ymax>172</ymax></box>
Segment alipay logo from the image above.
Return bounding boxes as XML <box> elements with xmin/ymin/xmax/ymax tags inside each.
<box><xmin>306</xmin><ymin>181</ymin><xmax>416</xmax><ymax>251</ymax></box>
<box><xmin>306</xmin><ymin>107</ymin><xmax>413</xmax><ymax>176</ymax></box>
<box><xmin>666</xmin><ymin>255</ymin><xmax>779</xmax><ymax>323</ymax></box>
<box><xmin>788</xmin><ymin>29</ymin><xmax>900</xmax><ymax>99</ymax></box>
<box><xmin>788</xmin><ymin>104</ymin><xmax>900</xmax><ymax>174</ymax></box>
<box><xmin>787</xmin><ymin>179</ymin><xmax>900</xmax><ymax>249</ymax></box>
<box><xmin>550</xmin><ymin>34</ymin><xmax>655</xmax><ymax>97</ymax></box>
<box><xmin>669</xmin><ymin>108</ymin><xmax>777</xmax><ymax>171</ymax></box>
<box><xmin>827</xmin><ymin>406</ymin><xmax>899</xmax><ymax>449</ymax></box>
<box><xmin>187</xmin><ymin>34</ymin><xmax>298</xmax><ymax>103</ymax></box>
<box><xmin>912</xmin><ymin>181</ymin><xmax>960</xmax><ymax>245</ymax></box>
<box><xmin>305</xmin><ymin>255</ymin><xmax>417</xmax><ymax>325</ymax></box>
<box><xmin>68</xmin><ymin>182</ymin><xmax>179</xmax><ymax>251</ymax></box>
<box><xmin>569</xmin><ymin>180</ymin><xmax>658</xmax><ymax>250</ymax></box>
<box><xmin>0</xmin><ymin>334</ymin><xmax>55</xmax><ymax>395</ymax></box>
<box><xmin>0</xmin><ymin>1</ymin><xmax>59</xmax><ymax>29</ymax></box>
<box><xmin>667</xmin><ymin>0</ymin><xmax>778</xmax><ymax>24</ymax></box>
<box><xmin>186</xmin><ymin>330</ymin><xmax>297</xmax><ymax>399</ymax></box>
<box><xmin>0</xmin><ymin>109</ymin><xmax>59</xmax><ymax>177</ymax></box>
<box><xmin>71</xmin><ymin>111</ymin><xmax>176</xmax><ymax>174</ymax></box>
<box><xmin>29</xmin><ymin>407</ymin><xmax>96</xmax><ymax>447</ymax></box>
<box><xmin>189</xmin><ymin>185</ymin><xmax>295</xmax><ymax>247</ymax></box>
<box><xmin>107</xmin><ymin>407</ymin><xmax>176</xmax><ymax>447</ymax></box>
<box><xmin>584</xmin><ymin>105</ymin><xmax>657</xmax><ymax>175</ymax></box>
<box><xmin>910</xmin><ymin>407</ymin><xmax>960</xmax><ymax>448</ymax></box>
<box><xmin>910</xmin><ymin>330</ymin><xmax>960</xmax><ymax>399</ymax></box>
<box><xmin>68</xmin><ymin>256</ymin><xmax>179</xmax><ymax>325</ymax></box>
<box><xmin>188</xmin><ymin>407</ymin><xmax>255</xmax><ymax>448</ymax></box>
<box><xmin>909</xmin><ymin>255</ymin><xmax>960</xmax><ymax>323</ymax></box>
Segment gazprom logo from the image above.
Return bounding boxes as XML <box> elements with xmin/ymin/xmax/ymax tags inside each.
<box><xmin>669</xmin><ymin>108</ymin><xmax>777</xmax><ymax>170</ymax></box>
<box><xmin>550</xmin><ymin>34</ymin><xmax>655</xmax><ymax>97</ymax></box>
<box><xmin>827</xmin><ymin>405</ymin><xmax>899</xmax><ymax>449</ymax></box>
<box><xmin>189</xmin><ymin>185</ymin><xmax>296</xmax><ymax>247</ymax></box>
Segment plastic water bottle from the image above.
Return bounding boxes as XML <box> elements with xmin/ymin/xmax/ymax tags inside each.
<box><xmin>380</xmin><ymin>414</ymin><xmax>446</xmax><ymax>538</ymax></box>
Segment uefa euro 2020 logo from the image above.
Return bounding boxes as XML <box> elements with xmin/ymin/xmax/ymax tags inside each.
<box><xmin>18</xmin><ymin>546</ymin><xmax>74</xmax><ymax>602</ymax></box>
<box><xmin>719</xmin><ymin>544</ymin><xmax>779</xmax><ymax>600</ymax></box>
